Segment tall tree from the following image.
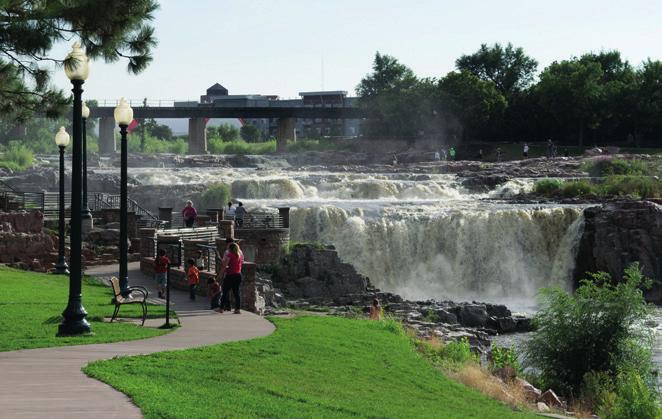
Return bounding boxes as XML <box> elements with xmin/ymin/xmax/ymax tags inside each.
<box><xmin>436</xmin><ymin>71</ymin><xmax>507</xmax><ymax>141</ymax></box>
<box><xmin>536</xmin><ymin>59</ymin><xmax>604</xmax><ymax>147</ymax></box>
<box><xmin>0</xmin><ymin>1</ymin><xmax>159</xmax><ymax>122</ymax></box>
<box><xmin>456</xmin><ymin>43</ymin><xmax>538</xmax><ymax>98</ymax></box>
<box><xmin>630</xmin><ymin>60</ymin><xmax>662</xmax><ymax>144</ymax></box>
<box><xmin>356</xmin><ymin>52</ymin><xmax>423</xmax><ymax>139</ymax></box>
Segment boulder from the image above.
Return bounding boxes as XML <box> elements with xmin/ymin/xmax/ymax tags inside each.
<box><xmin>515</xmin><ymin>377</ymin><xmax>542</xmax><ymax>402</ymax></box>
<box><xmin>456</xmin><ymin>304</ymin><xmax>489</xmax><ymax>328</ymax></box>
<box><xmin>536</xmin><ymin>402</ymin><xmax>550</xmax><ymax>413</ymax></box>
<box><xmin>539</xmin><ymin>389</ymin><xmax>564</xmax><ymax>409</ymax></box>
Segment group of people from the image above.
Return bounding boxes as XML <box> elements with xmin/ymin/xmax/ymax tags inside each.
<box><xmin>182</xmin><ymin>200</ymin><xmax>248</xmax><ymax>228</ymax></box>
<box><xmin>154</xmin><ymin>237</ymin><xmax>245</xmax><ymax>314</ymax></box>
<box><xmin>433</xmin><ymin>146</ymin><xmax>457</xmax><ymax>162</ymax></box>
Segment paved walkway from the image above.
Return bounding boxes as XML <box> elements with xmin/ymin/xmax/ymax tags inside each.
<box><xmin>0</xmin><ymin>262</ymin><xmax>275</xmax><ymax>419</ymax></box>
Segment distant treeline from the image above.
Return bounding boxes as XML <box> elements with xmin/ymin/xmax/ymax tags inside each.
<box><xmin>357</xmin><ymin>44</ymin><xmax>662</xmax><ymax>147</ymax></box>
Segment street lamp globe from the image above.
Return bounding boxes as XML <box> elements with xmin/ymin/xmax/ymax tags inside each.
<box><xmin>81</xmin><ymin>102</ymin><xmax>90</xmax><ymax>119</ymax></box>
<box><xmin>64</xmin><ymin>42</ymin><xmax>90</xmax><ymax>81</ymax></box>
<box><xmin>55</xmin><ymin>127</ymin><xmax>70</xmax><ymax>147</ymax></box>
<box><xmin>114</xmin><ymin>98</ymin><xmax>133</xmax><ymax>126</ymax></box>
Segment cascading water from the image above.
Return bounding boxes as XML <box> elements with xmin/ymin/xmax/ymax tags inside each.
<box><xmin>111</xmin><ymin>166</ymin><xmax>585</xmax><ymax>309</ymax></box>
<box><xmin>289</xmin><ymin>205</ymin><xmax>584</xmax><ymax>309</ymax></box>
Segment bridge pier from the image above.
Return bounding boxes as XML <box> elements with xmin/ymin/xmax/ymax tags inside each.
<box><xmin>188</xmin><ymin>118</ymin><xmax>207</xmax><ymax>154</ymax></box>
<box><xmin>99</xmin><ymin>116</ymin><xmax>116</xmax><ymax>154</ymax></box>
<box><xmin>276</xmin><ymin>117</ymin><xmax>296</xmax><ymax>153</ymax></box>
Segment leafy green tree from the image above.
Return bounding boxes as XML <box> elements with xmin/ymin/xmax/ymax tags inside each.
<box><xmin>356</xmin><ymin>52</ymin><xmax>427</xmax><ymax>140</ymax></box>
<box><xmin>536</xmin><ymin>59</ymin><xmax>604</xmax><ymax>147</ymax></box>
<box><xmin>0</xmin><ymin>0</ymin><xmax>159</xmax><ymax>123</ymax></box>
<box><xmin>142</xmin><ymin>118</ymin><xmax>172</xmax><ymax>140</ymax></box>
<box><xmin>629</xmin><ymin>60</ymin><xmax>662</xmax><ymax>144</ymax></box>
<box><xmin>240</xmin><ymin>124</ymin><xmax>262</xmax><ymax>142</ymax></box>
<box><xmin>208</xmin><ymin>123</ymin><xmax>240</xmax><ymax>141</ymax></box>
<box><xmin>436</xmin><ymin>71</ymin><xmax>507</xmax><ymax>140</ymax></box>
<box><xmin>455</xmin><ymin>43</ymin><xmax>538</xmax><ymax>98</ymax></box>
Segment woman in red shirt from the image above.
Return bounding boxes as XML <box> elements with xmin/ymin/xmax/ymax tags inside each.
<box><xmin>218</xmin><ymin>242</ymin><xmax>244</xmax><ymax>314</ymax></box>
<box><xmin>182</xmin><ymin>200</ymin><xmax>197</xmax><ymax>228</ymax></box>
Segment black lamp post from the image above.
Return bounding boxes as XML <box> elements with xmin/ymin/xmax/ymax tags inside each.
<box><xmin>114</xmin><ymin>98</ymin><xmax>133</xmax><ymax>294</ymax></box>
<box><xmin>81</xmin><ymin>102</ymin><xmax>92</xmax><ymax>222</ymax></box>
<box><xmin>54</xmin><ymin>127</ymin><xmax>70</xmax><ymax>275</ymax></box>
<box><xmin>58</xmin><ymin>42</ymin><xmax>91</xmax><ymax>336</ymax></box>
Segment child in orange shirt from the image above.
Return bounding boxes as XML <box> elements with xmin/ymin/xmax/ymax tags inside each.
<box><xmin>187</xmin><ymin>258</ymin><xmax>199</xmax><ymax>301</ymax></box>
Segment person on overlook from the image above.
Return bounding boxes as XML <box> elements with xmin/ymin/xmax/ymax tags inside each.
<box><xmin>441</xmin><ymin>147</ymin><xmax>447</xmax><ymax>161</ymax></box>
<box><xmin>392</xmin><ymin>154</ymin><xmax>398</xmax><ymax>166</ymax></box>
<box><xmin>496</xmin><ymin>147</ymin><xmax>502</xmax><ymax>162</ymax></box>
<box><xmin>477</xmin><ymin>149</ymin><xmax>483</xmax><ymax>160</ymax></box>
<box><xmin>154</xmin><ymin>248</ymin><xmax>170</xmax><ymax>299</ymax></box>
<box><xmin>218</xmin><ymin>242</ymin><xmax>244</xmax><ymax>314</ymax></box>
<box><xmin>434</xmin><ymin>151</ymin><xmax>440</xmax><ymax>161</ymax></box>
<box><xmin>182</xmin><ymin>200</ymin><xmax>197</xmax><ymax>228</ymax></box>
<box><xmin>226</xmin><ymin>201</ymin><xmax>236</xmax><ymax>219</ymax></box>
<box><xmin>234</xmin><ymin>202</ymin><xmax>248</xmax><ymax>228</ymax></box>
<box><xmin>449</xmin><ymin>146</ymin><xmax>456</xmax><ymax>161</ymax></box>
<box><xmin>187</xmin><ymin>258</ymin><xmax>199</xmax><ymax>301</ymax></box>
<box><xmin>369</xmin><ymin>298</ymin><xmax>382</xmax><ymax>320</ymax></box>
<box><xmin>546</xmin><ymin>139</ymin><xmax>554</xmax><ymax>158</ymax></box>
<box><xmin>523</xmin><ymin>143</ymin><xmax>529</xmax><ymax>159</ymax></box>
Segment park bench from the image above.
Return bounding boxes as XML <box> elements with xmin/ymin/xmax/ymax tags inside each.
<box><xmin>110</xmin><ymin>277</ymin><xmax>149</xmax><ymax>326</ymax></box>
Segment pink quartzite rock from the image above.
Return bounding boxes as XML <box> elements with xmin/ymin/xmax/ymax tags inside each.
<box><xmin>539</xmin><ymin>389</ymin><xmax>564</xmax><ymax>409</ymax></box>
<box><xmin>515</xmin><ymin>377</ymin><xmax>542</xmax><ymax>402</ymax></box>
<box><xmin>0</xmin><ymin>211</ymin><xmax>43</xmax><ymax>233</ymax></box>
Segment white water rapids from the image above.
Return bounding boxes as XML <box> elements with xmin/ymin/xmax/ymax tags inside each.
<box><xmin>115</xmin><ymin>166</ymin><xmax>586</xmax><ymax>310</ymax></box>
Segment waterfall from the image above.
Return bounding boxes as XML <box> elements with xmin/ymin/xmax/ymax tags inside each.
<box><xmin>290</xmin><ymin>206</ymin><xmax>584</xmax><ymax>309</ymax></box>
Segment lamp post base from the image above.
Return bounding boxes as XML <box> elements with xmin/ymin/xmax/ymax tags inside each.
<box><xmin>57</xmin><ymin>304</ymin><xmax>92</xmax><ymax>336</ymax></box>
<box><xmin>81</xmin><ymin>216</ymin><xmax>94</xmax><ymax>234</ymax></box>
<box><xmin>53</xmin><ymin>260</ymin><xmax>70</xmax><ymax>275</ymax></box>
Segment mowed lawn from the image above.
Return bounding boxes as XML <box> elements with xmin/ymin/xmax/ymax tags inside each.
<box><xmin>0</xmin><ymin>266</ymin><xmax>169</xmax><ymax>351</ymax></box>
<box><xmin>84</xmin><ymin>316</ymin><xmax>534</xmax><ymax>418</ymax></box>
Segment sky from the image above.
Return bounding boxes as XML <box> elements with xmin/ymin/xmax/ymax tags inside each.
<box><xmin>50</xmin><ymin>0</ymin><xmax>662</xmax><ymax>103</ymax></box>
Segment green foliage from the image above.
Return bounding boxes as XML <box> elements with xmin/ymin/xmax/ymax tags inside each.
<box><xmin>421</xmin><ymin>309</ymin><xmax>440</xmax><ymax>323</ymax></box>
<box><xmin>0</xmin><ymin>1</ymin><xmax>158</xmax><ymax>123</ymax></box>
<box><xmin>604</xmin><ymin>371</ymin><xmax>661</xmax><ymax>419</ymax></box>
<box><xmin>142</xmin><ymin>119</ymin><xmax>173</xmax><ymax>141</ymax></box>
<box><xmin>85</xmin><ymin>316</ymin><xmax>531</xmax><ymax>418</ymax></box>
<box><xmin>561</xmin><ymin>180</ymin><xmax>594</xmax><ymax>197</ymax></box>
<box><xmin>456</xmin><ymin>42</ymin><xmax>538</xmax><ymax>97</ymax></box>
<box><xmin>208</xmin><ymin>138</ymin><xmax>276</xmax><ymax>154</ymax></box>
<box><xmin>600</xmin><ymin>175</ymin><xmax>662</xmax><ymax>198</ymax></box>
<box><xmin>287</xmin><ymin>139</ymin><xmax>339</xmax><ymax>152</ymax></box>
<box><xmin>239</xmin><ymin>124</ymin><xmax>262</xmax><ymax>143</ymax></box>
<box><xmin>0</xmin><ymin>142</ymin><xmax>34</xmax><ymax>171</ymax></box>
<box><xmin>197</xmin><ymin>183</ymin><xmax>231</xmax><ymax>211</ymax></box>
<box><xmin>524</xmin><ymin>263</ymin><xmax>654</xmax><ymax>395</ymax></box>
<box><xmin>0</xmin><ymin>266</ymin><xmax>169</xmax><ymax>351</ymax></box>
<box><xmin>533</xmin><ymin>178</ymin><xmax>563</xmax><ymax>194</ymax></box>
<box><xmin>127</xmin><ymin>133</ymin><xmax>188</xmax><ymax>154</ymax></box>
<box><xmin>418</xmin><ymin>337</ymin><xmax>479</xmax><ymax>370</ymax></box>
<box><xmin>207</xmin><ymin>124</ymin><xmax>240</xmax><ymax>141</ymax></box>
<box><xmin>490</xmin><ymin>344</ymin><xmax>520</xmax><ymax>373</ymax></box>
<box><xmin>584</xmin><ymin>158</ymin><xmax>650</xmax><ymax>177</ymax></box>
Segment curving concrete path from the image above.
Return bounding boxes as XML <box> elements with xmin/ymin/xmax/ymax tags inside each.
<box><xmin>0</xmin><ymin>262</ymin><xmax>275</xmax><ymax>419</ymax></box>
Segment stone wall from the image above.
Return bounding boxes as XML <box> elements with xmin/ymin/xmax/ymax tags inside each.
<box><xmin>235</xmin><ymin>228</ymin><xmax>289</xmax><ymax>265</ymax></box>
<box><xmin>575</xmin><ymin>200</ymin><xmax>662</xmax><ymax>303</ymax></box>
<box><xmin>0</xmin><ymin>210</ymin><xmax>43</xmax><ymax>233</ymax></box>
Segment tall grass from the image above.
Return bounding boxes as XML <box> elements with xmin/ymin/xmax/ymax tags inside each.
<box><xmin>534</xmin><ymin>176</ymin><xmax>662</xmax><ymax>199</ymax></box>
<box><xmin>0</xmin><ymin>142</ymin><xmax>34</xmax><ymax>171</ymax></box>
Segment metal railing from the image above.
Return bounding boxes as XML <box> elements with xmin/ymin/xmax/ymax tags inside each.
<box><xmin>232</xmin><ymin>212</ymin><xmax>284</xmax><ymax>229</ymax></box>
<box><xmin>93</xmin><ymin>99</ymin><xmax>199</xmax><ymax>107</ymax></box>
<box><xmin>196</xmin><ymin>243</ymin><xmax>218</xmax><ymax>273</ymax></box>
<box><xmin>0</xmin><ymin>190</ymin><xmax>71</xmax><ymax>219</ymax></box>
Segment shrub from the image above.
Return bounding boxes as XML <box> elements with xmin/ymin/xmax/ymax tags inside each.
<box><xmin>561</xmin><ymin>180</ymin><xmax>594</xmax><ymax>197</ymax></box>
<box><xmin>197</xmin><ymin>183</ymin><xmax>231</xmax><ymax>211</ymax></box>
<box><xmin>604</xmin><ymin>371</ymin><xmax>661</xmax><ymax>419</ymax></box>
<box><xmin>490</xmin><ymin>344</ymin><xmax>520</xmax><ymax>373</ymax></box>
<box><xmin>524</xmin><ymin>263</ymin><xmax>654</xmax><ymax>395</ymax></box>
<box><xmin>287</xmin><ymin>139</ymin><xmax>338</xmax><ymax>152</ymax></box>
<box><xmin>208</xmin><ymin>139</ymin><xmax>276</xmax><ymax>155</ymax></box>
<box><xmin>586</xmin><ymin>158</ymin><xmax>650</xmax><ymax>177</ymax></box>
<box><xmin>533</xmin><ymin>178</ymin><xmax>563</xmax><ymax>195</ymax></box>
<box><xmin>599</xmin><ymin>175</ymin><xmax>662</xmax><ymax>199</ymax></box>
<box><xmin>418</xmin><ymin>337</ymin><xmax>478</xmax><ymax>370</ymax></box>
<box><xmin>0</xmin><ymin>143</ymin><xmax>34</xmax><ymax>171</ymax></box>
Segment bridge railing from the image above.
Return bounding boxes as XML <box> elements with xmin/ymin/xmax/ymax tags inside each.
<box><xmin>93</xmin><ymin>99</ymin><xmax>199</xmax><ymax>107</ymax></box>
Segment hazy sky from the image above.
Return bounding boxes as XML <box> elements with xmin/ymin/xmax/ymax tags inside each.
<box><xmin>50</xmin><ymin>0</ymin><xmax>662</xmax><ymax>102</ymax></box>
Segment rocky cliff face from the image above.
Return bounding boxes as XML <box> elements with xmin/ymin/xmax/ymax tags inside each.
<box><xmin>575</xmin><ymin>200</ymin><xmax>662</xmax><ymax>303</ymax></box>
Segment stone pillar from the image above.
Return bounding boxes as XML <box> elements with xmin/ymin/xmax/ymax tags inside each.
<box><xmin>99</xmin><ymin>117</ymin><xmax>116</xmax><ymax>154</ymax></box>
<box><xmin>235</xmin><ymin>228</ymin><xmax>290</xmax><ymax>265</ymax></box>
<box><xmin>139</xmin><ymin>228</ymin><xmax>157</xmax><ymax>257</ymax></box>
<box><xmin>240</xmin><ymin>262</ymin><xmax>263</xmax><ymax>314</ymax></box>
<box><xmin>206</xmin><ymin>209</ymin><xmax>221</xmax><ymax>223</ymax></box>
<box><xmin>188</xmin><ymin>118</ymin><xmax>207</xmax><ymax>154</ymax></box>
<box><xmin>278</xmin><ymin>207</ymin><xmax>290</xmax><ymax>228</ymax></box>
<box><xmin>127</xmin><ymin>211</ymin><xmax>138</xmax><ymax>239</ymax></box>
<box><xmin>196</xmin><ymin>214</ymin><xmax>211</xmax><ymax>227</ymax></box>
<box><xmin>219</xmin><ymin>219</ymin><xmax>234</xmax><ymax>239</ymax></box>
<box><xmin>159</xmin><ymin>207</ymin><xmax>173</xmax><ymax>228</ymax></box>
<box><xmin>276</xmin><ymin>117</ymin><xmax>296</xmax><ymax>153</ymax></box>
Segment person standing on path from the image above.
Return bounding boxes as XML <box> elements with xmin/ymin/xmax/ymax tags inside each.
<box><xmin>187</xmin><ymin>258</ymin><xmax>199</xmax><ymax>300</ymax></box>
<box><xmin>218</xmin><ymin>242</ymin><xmax>244</xmax><ymax>314</ymax></box>
<box><xmin>182</xmin><ymin>200</ymin><xmax>197</xmax><ymax>228</ymax></box>
<box><xmin>523</xmin><ymin>143</ymin><xmax>529</xmax><ymax>159</ymax></box>
<box><xmin>154</xmin><ymin>249</ymin><xmax>170</xmax><ymax>299</ymax></box>
<box><xmin>449</xmin><ymin>146</ymin><xmax>456</xmax><ymax>161</ymax></box>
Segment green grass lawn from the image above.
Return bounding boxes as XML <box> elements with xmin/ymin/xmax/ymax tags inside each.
<box><xmin>84</xmin><ymin>316</ymin><xmax>534</xmax><ymax>418</ymax></box>
<box><xmin>0</xmin><ymin>266</ymin><xmax>170</xmax><ymax>351</ymax></box>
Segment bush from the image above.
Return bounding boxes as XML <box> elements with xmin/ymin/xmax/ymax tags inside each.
<box><xmin>600</xmin><ymin>175</ymin><xmax>662</xmax><ymax>199</ymax></box>
<box><xmin>534</xmin><ymin>178</ymin><xmax>563</xmax><ymax>195</ymax></box>
<box><xmin>418</xmin><ymin>337</ymin><xmax>478</xmax><ymax>370</ymax></box>
<box><xmin>287</xmin><ymin>139</ymin><xmax>339</xmax><ymax>152</ymax></box>
<box><xmin>208</xmin><ymin>139</ymin><xmax>276</xmax><ymax>155</ymax></box>
<box><xmin>586</xmin><ymin>158</ymin><xmax>650</xmax><ymax>177</ymax></box>
<box><xmin>0</xmin><ymin>143</ymin><xmax>34</xmax><ymax>171</ymax></box>
<box><xmin>489</xmin><ymin>344</ymin><xmax>520</xmax><ymax>373</ymax></box>
<box><xmin>561</xmin><ymin>180</ymin><xmax>595</xmax><ymax>197</ymax></box>
<box><xmin>524</xmin><ymin>263</ymin><xmax>654</xmax><ymax>396</ymax></box>
<box><xmin>197</xmin><ymin>183</ymin><xmax>231</xmax><ymax>211</ymax></box>
<box><xmin>604</xmin><ymin>371</ymin><xmax>661</xmax><ymax>419</ymax></box>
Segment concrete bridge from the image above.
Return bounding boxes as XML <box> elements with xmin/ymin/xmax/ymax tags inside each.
<box><xmin>92</xmin><ymin>103</ymin><xmax>365</xmax><ymax>154</ymax></box>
